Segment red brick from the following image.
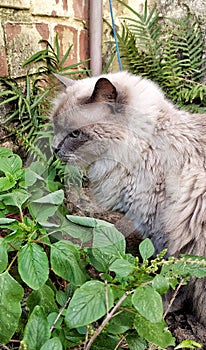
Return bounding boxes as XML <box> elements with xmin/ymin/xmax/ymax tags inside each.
<box><xmin>36</xmin><ymin>23</ymin><xmax>49</xmax><ymax>41</ymax></box>
<box><xmin>54</xmin><ymin>24</ymin><xmax>78</xmax><ymax>65</ymax></box>
<box><xmin>73</xmin><ymin>0</ymin><xmax>88</xmax><ymax>21</ymax></box>
<box><xmin>5</xmin><ymin>23</ymin><xmax>21</xmax><ymax>43</ymax></box>
<box><xmin>79</xmin><ymin>29</ymin><xmax>89</xmax><ymax>62</ymax></box>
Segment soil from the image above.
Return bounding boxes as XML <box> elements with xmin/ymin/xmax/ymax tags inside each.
<box><xmin>66</xmin><ymin>184</ymin><xmax>206</xmax><ymax>349</ymax></box>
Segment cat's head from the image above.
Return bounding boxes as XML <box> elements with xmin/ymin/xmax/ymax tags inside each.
<box><xmin>52</xmin><ymin>74</ymin><xmax>130</xmax><ymax>169</ymax></box>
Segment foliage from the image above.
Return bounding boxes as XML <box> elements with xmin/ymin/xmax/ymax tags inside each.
<box><xmin>0</xmin><ymin>147</ymin><xmax>205</xmax><ymax>349</ymax></box>
<box><xmin>115</xmin><ymin>0</ymin><xmax>206</xmax><ymax>111</ymax></box>
<box><xmin>0</xmin><ymin>33</ymin><xmax>89</xmax><ymax>163</ymax></box>
<box><xmin>22</xmin><ymin>32</ymin><xmax>90</xmax><ymax>76</ymax></box>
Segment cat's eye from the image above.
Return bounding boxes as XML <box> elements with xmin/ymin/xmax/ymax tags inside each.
<box><xmin>70</xmin><ymin>130</ymin><xmax>81</xmax><ymax>138</ymax></box>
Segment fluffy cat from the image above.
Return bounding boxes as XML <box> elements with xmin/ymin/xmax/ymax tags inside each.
<box><xmin>52</xmin><ymin>71</ymin><xmax>206</xmax><ymax>325</ymax></box>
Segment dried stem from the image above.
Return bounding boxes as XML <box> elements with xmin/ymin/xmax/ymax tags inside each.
<box><xmin>84</xmin><ymin>290</ymin><xmax>133</xmax><ymax>350</ymax></box>
<box><xmin>163</xmin><ymin>278</ymin><xmax>185</xmax><ymax>319</ymax></box>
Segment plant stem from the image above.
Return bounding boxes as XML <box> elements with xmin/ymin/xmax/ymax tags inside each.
<box><xmin>163</xmin><ymin>278</ymin><xmax>185</xmax><ymax>319</ymax></box>
<box><xmin>84</xmin><ymin>290</ymin><xmax>133</xmax><ymax>350</ymax></box>
<box><xmin>50</xmin><ymin>296</ymin><xmax>71</xmax><ymax>332</ymax></box>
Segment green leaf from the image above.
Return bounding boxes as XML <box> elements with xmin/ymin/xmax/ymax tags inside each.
<box><xmin>0</xmin><ymin>147</ymin><xmax>13</xmax><ymax>157</ymax></box>
<box><xmin>0</xmin><ymin>271</ymin><xmax>24</xmax><ymax>344</ymax></box>
<box><xmin>132</xmin><ymin>285</ymin><xmax>163</xmax><ymax>323</ymax></box>
<box><xmin>23</xmin><ymin>305</ymin><xmax>50</xmax><ymax>350</ymax></box>
<box><xmin>134</xmin><ymin>313</ymin><xmax>175</xmax><ymax>348</ymax></box>
<box><xmin>29</xmin><ymin>202</ymin><xmax>59</xmax><ymax>224</ymax></box>
<box><xmin>0</xmin><ymin>189</ymin><xmax>31</xmax><ymax>208</ymax></box>
<box><xmin>0</xmin><ymin>243</ymin><xmax>8</xmax><ymax>273</ymax></box>
<box><xmin>93</xmin><ymin>225</ymin><xmax>126</xmax><ymax>257</ymax></box>
<box><xmin>0</xmin><ymin>154</ymin><xmax>22</xmax><ymax>176</ymax></box>
<box><xmin>67</xmin><ymin>215</ymin><xmax>98</xmax><ymax>228</ymax></box>
<box><xmin>152</xmin><ymin>275</ymin><xmax>170</xmax><ymax>295</ymax></box>
<box><xmin>126</xmin><ymin>334</ymin><xmax>147</xmax><ymax>350</ymax></box>
<box><xmin>27</xmin><ymin>284</ymin><xmax>58</xmax><ymax>314</ymax></box>
<box><xmin>0</xmin><ymin>176</ymin><xmax>16</xmax><ymax>191</ymax></box>
<box><xmin>32</xmin><ymin>189</ymin><xmax>64</xmax><ymax>205</ymax></box>
<box><xmin>107</xmin><ymin>310</ymin><xmax>134</xmax><ymax>334</ymax></box>
<box><xmin>109</xmin><ymin>258</ymin><xmax>134</xmax><ymax>277</ymax></box>
<box><xmin>139</xmin><ymin>238</ymin><xmax>155</xmax><ymax>261</ymax></box>
<box><xmin>88</xmin><ymin>248</ymin><xmax>117</xmax><ymax>272</ymax></box>
<box><xmin>65</xmin><ymin>280</ymin><xmax>114</xmax><ymax>328</ymax></box>
<box><xmin>51</xmin><ymin>241</ymin><xmax>86</xmax><ymax>286</ymax></box>
<box><xmin>90</xmin><ymin>333</ymin><xmax>119</xmax><ymax>350</ymax></box>
<box><xmin>175</xmin><ymin>339</ymin><xmax>202</xmax><ymax>349</ymax></box>
<box><xmin>18</xmin><ymin>243</ymin><xmax>49</xmax><ymax>290</ymax></box>
<box><xmin>40</xmin><ymin>337</ymin><xmax>63</xmax><ymax>350</ymax></box>
<box><xmin>0</xmin><ymin>218</ymin><xmax>16</xmax><ymax>224</ymax></box>
<box><xmin>61</xmin><ymin>218</ymin><xmax>92</xmax><ymax>243</ymax></box>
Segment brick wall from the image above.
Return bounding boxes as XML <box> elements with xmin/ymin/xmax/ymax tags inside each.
<box><xmin>0</xmin><ymin>0</ymin><xmax>205</xmax><ymax>79</ymax></box>
<box><xmin>0</xmin><ymin>0</ymin><xmax>89</xmax><ymax>78</ymax></box>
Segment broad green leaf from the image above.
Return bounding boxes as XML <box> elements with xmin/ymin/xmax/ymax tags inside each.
<box><xmin>27</xmin><ymin>284</ymin><xmax>58</xmax><ymax>314</ymax></box>
<box><xmin>18</xmin><ymin>243</ymin><xmax>49</xmax><ymax>290</ymax></box>
<box><xmin>32</xmin><ymin>189</ymin><xmax>64</xmax><ymax>205</ymax></box>
<box><xmin>67</xmin><ymin>215</ymin><xmax>116</xmax><ymax>228</ymax></box>
<box><xmin>107</xmin><ymin>310</ymin><xmax>134</xmax><ymax>334</ymax></box>
<box><xmin>132</xmin><ymin>285</ymin><xmax>163</xmax><ymax>323</ymax></box>
<box><xmin>61</xmin><ymin>218</ymin><xmax>92</xmax><ymax>243</ymax></box>
<box><xmin>93</xmin><ymin>225</ymin><xmax>126</xmax><ymax>257</ymax></box>
<box><xmin>126</xmin><ymin>334</ymin><xmax>147</xmax><ymax>350</ymax></box>
<box><xmin>152</xmin><ymin>275</ymin><xmax>170</xmax><ymax>295</ymax></box>
<box><xmin>51</xmin><ymin>241</ymin><xmax>86</xmax><ymax>286</ymax></box>
<box><xmin>90</xmin><ymin>333</ymin><xmax>118</xmax><ymax>350</ymax></box>
<box><xmin>109</xmin><ymin>258</ymin><xmax>134</xmax><ymax>277</ymax></box>
<box><xmin>0</xmin><ymin>218</ymin><xmax>16</xmax><ymax>224</ymax></box>
<box><xmin>0</xmin><ymin>147</ymin><xmax>13</xmax><ymax>157</ymax></box>
<box><xmin>0</xmin><ymin>189</ymin><xmax>30</xmax><ymax>208</ymax></box>
<box><xmin>0</xmin><ymin>271</ymin><xmax>24</xmax><ymax>344</ymax></box>
<box><xmin>19</xmin><ymin>168</ymin><xmax>42</xmax><ymax>188</ymax></box>
<box><xmin>0</xmin><ymin>243</ymin><xmax>8</xmax><ymax>272</ymax></box>
<box><xmin>29</xmin><ymin>202</ymin><xmax>59</xmax><ymax>224</ymax></box>
<box><xmin>65</xmin><ymin>280</ymin><xmax>114</xmax><ymax>328</ymax></box>
<box><xmin>0</xmin><ymin>176</ymin><xmax>16</xmax><ymax>191</ymax></box>
<box><xmin>23</xmin><ymin>305</ymin><xmax>50</xmax><ymax>350</ymax></box>
<box><xmin>67</xmin><ymin>215</ymin><xmax>98</xmax><ymax>227</ymax></box>
<box><xmin>0</xmin><ymin>154</ymin><xmax>22</xmax><ymax>176</ymax></box>
<box><xmin>134</xmin><ymin>313</ymin><xmax>175</xmax><ymax>348</ymax></box>
<box><xmin>40</xmin><ymin>337</ymin><xmax>63</xmax><ymax>350</ymax></box>
<box><xmin>88</xmin><ymin>248</ymin><xmax>117</xmax><ymax>272</ymax></box>
<box><xmin>139</xmin><ymin>238</ymin><xmax>155</xmax><ymax>261</ymax></box>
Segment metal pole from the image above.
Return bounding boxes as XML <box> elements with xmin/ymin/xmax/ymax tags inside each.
<box><xmin>89</xmin><ymin>0</ymin><xmax>103</xmax><ymax>76</ymax></box>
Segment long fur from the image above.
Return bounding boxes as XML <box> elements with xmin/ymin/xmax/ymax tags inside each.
<box><xmin>52</xmin><ymin>71</ymin><xmax>206</xmax><ymax>325</ymax></box>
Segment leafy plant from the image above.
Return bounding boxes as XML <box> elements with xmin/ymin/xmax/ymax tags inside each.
<box><xmin>114</xmin><ymin>0</ymin><xmax>206</xmax><ymax>111</ymax></box>
<box><xmin>0</xmin><ymin>32</ymin><xmax>89</xmax><ymax>165</ymax></box>
<box><xmin>0</xmin><ymin>147</ymin><xmax>205</xmax><ymax>349</ymax></box>
<box><xmin>22</xmin><ymin>32</ymin><xmax>90</xmax><ymax>76</ymax></box>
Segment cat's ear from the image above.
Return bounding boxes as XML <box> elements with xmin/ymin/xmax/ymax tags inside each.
<box><xmin>91</xmin><ymin>78</ymin><xmax>117</xmax><ymax>103</ymax></box>
<box><xmin>53</xmin><ymin>73</ymin><xmax>75</xmax><ymax>87</ymax></box>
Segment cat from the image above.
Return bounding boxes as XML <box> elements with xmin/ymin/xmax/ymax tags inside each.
<box><xmin>52</xmin><ymin>71</ymin><xmax>206</xmax><ymax>326</ymax></box>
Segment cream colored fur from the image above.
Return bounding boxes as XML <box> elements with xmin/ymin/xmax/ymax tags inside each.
<box><xmin>52</xmin><ymin>71</ymin><xmax>206</xmax><ymax>325</ymax></box>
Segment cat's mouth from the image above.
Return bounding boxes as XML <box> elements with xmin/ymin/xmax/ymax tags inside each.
<box><xmin>55</xmin><ymin>151</ymin><xmax>77</xmax><ymax>163</ymax></box>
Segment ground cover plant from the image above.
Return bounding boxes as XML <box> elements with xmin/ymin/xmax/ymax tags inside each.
<box><xmin>0</xmin><ymin>147</ymin><xmax>205</xmax><ymax>349</ymax></box>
